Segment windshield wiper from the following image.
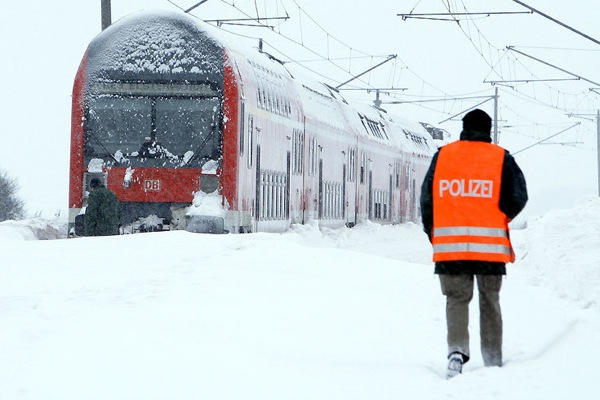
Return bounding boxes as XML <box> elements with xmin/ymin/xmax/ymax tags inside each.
<box><xmin>179</xmin><ymin>129</ymin><xmax>217</xmax><ymax>167</ymax></box>
<box><xmin>87</xmin><ymin>130</ymin><xmax>121</xmax><ymax>164</ymax></box>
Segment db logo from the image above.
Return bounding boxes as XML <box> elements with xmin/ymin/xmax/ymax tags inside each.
<box><xmin>144</xmin><ymin>179</ymin><xmax>161</xmax><ymax>191</ymax></box>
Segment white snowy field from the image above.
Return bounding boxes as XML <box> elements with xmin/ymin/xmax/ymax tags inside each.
<box><xmin>1</xmin><ymin>198</ymin><xmax>599</xmax><ymax>400</ymax></box>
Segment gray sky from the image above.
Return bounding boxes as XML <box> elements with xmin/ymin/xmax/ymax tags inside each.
<box><xmin>1</xmin><ymin>0</ymin><xmax>598</xmax><ymax>218</ymax></box>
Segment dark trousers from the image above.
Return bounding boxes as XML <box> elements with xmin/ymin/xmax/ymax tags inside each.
<box><xmin>439</xmin><ymin>274</ymin><xmax>503</xmax><ymax>367</ymax></box>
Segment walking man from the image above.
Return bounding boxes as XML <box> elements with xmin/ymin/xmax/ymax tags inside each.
<box><xmin>85</xmin><ymin>177</ymin><xmax>120</xmax><ymax>236</ymax></box>
<box><xmin>420</xmin><ymin>109</ymin><xmax>528</xmax><ymax>378</ymax></box>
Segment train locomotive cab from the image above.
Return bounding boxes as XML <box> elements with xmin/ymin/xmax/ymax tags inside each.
<box><xmin>69</xmin><ymin>12</ymin><xmax>228</xmax><ymax>235</ymax></box>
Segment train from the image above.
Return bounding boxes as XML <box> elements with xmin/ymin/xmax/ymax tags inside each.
<box><xmin>68</xmin><ymin>10</ymin><xmax>439</xmax><ymax>235</ymax></box>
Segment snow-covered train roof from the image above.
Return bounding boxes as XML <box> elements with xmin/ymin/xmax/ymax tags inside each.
<box><xmin>294</xmin><ymin>78</ymin><xmax>350</xmax><ymax>132</ymax></box>
<box><xmin>87</xmin><ymin>10</ymin><xmax>225</xmax><ymax>83</ymax></box>
<box><xmin>341</xmin><ymin>99</ymin><xmax>438</xmax><ymax>156</ymax></box>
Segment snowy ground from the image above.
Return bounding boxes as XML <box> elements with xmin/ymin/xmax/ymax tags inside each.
<box><xmin>1</xmin><ymin>198</ymin><xmax>599</xmax><ymax>400</ymax></box>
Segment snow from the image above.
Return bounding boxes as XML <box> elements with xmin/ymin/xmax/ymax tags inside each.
<box><xmin>87</xmin><ymin>158</ymin><xmax>104</xmax><ymax>173</ymax></box>
<box><xmin>123</xmin><ymin>166</ymin><xmax>135</xmax><ymax>187</ymax></box>
<box><xmin>1</xmin><ymin>199</ymin><xmax>599</xmax><ymax>399</ymax></box>
<box><xmin>201</xmin><ymin>160</ymin><xmax>219</xmax><ymax>174</ymax></box>
<box><xmin>89</xmin><ymin>10</ymin><xmax>222</xmax><ymax>77</ymax></box>
<box><xmin>187</xmin><ymin>190</ymin><xmax>227</xmax><ymax>218</ymax></box>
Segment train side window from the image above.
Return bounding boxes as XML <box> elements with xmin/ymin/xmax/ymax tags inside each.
<box><xmin>348</xmin><ymin>148</ymin><xmax>356</xmax><ymax>182</ymax></box>
<box><xmin>308</xmin><ymin>137</ymin><xmax>317</xmax><ymax>176</ymax></box>
<box><xmin>292</xmin><ymin>130</ymin><xmax>303</xmax><ymax>175</ymax></box>
<box><xmin>257</xmin><ymin>87</ymin><xmax>263</xmax><ymax>109</ymax></box>
<box><xmin>270</xmin><ymin>91</ymin><xmax>275</xmax><ymax>114</ymax></box>
<box><xmin>267</xmin><ymin>90</ymin><xmax>273</xmax><ymax>113</ymax></box>
<box><xmin>360</xmin><ymin>152</ymin><xmax>368</xmax><ymax>184</ymax></box>
<box><xmin>248</xmin><ymin>116</ymin><xmax>254</xmax><ymax>168</ymax></box>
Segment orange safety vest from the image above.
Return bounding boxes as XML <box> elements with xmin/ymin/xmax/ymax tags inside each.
<box><xmin>432</xmin><ymin>141</ymin><xmax>514</xmax><ymax>263</ymax></box>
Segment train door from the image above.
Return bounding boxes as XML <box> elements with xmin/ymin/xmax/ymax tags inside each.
<box><xmin>305</xmin><ymin>135</ymin><xmax>318</xmax><ymax>224</ymax></box>
<box><xmin>342</xmin><ymin>163</ymin><xmax>347</xmax><ymax>223</ymax></box>
<box><xmin>368</xmin><ymin>169</ymin><xmax>373</xmax><ymax>220</ymax></box>
<box><xmin>393</xmin><ymin>161</ymin><xmax>402</xmax><ymax>223</ymax></box>
<box><xmin>254</xmin><ymin>143</ymin><xmax>261</xmax><ymax>231</ymax></box>
<box><xmin>286</xmin><ymin>151</ymin><xmax>291</xmax><ymax>220</ymax></box>
<box><xmin>400</xmin><ymin>162</ymin><xmax>408</xmax><ymax>222</ymax></box>
<box><xmin>290</xmin><ymin>129</ymin><xmax>304</xmax><ymax>224</ymax></box>
<box><xmin>347</xmin><ymin>147</ymin><xmax>357</xmax><ymax>227</ymax></box>
<box><xmin>389</xmin><ymin>173</ymin><xmax>393</xmax><ymax>222</ymax></box>
<box><xmin>357</xmin><ymin>151</ymin><xmax>368</xmax><ymax>223</ymax></box>
<box><xmin>318</xmin><ymin>158</ymin><xmax>323</xmax><ymax>219</ymax></box>
<box><xmin>411</xmin><ymin>178</ymin><xmax>417</xmax><ymax>221</ymax></box>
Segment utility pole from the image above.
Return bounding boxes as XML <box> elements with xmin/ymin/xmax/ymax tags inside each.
<box><xmin>493</xmin><ymin>86</ymin><xmax>499</xmax><ymax>144</ymax></box>
<box><xmin>101</xmin><ymin>0</ymin><xmax>111</xmax><ymax>31</ymax></box>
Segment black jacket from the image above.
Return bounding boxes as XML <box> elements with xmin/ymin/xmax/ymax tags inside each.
<box><xmin>419</xmin><ymin>129</ymin><xmax>528</xmax><ymax>275</ymax></box>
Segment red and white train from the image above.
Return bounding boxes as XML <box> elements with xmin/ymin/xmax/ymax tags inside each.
<box><xmin>68</xmin><ymin>10</ymin><xmax>438</xmax><ymax>235</ymax></box>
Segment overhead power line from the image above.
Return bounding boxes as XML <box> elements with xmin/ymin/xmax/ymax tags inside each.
<box><xmin>397</xmin><ymin>0</ymin><xmax>599</xmax><ymax>124</ymax></box>
<box><xmin>512</xmin><ymin>122</ymin><xmax>581</xmax><ymax>155</ymax></box>
<box><xmin>398</xmin><ymin>11</ymin><xmax>531</xmax><ymax>21</ymax></box>
<box><xmin>484</xmin><ymin>78</ymin><xmax>580</xmax><ymax>87</ymax></box>
<box><xmin>185</xmin><ymin>1</ymin><xmax>210</xmax><ymax>14</ymax></box>
<box><xmin>506</xmin><ymin>46</ymin><xmax>600</xmax><ymax>87</ymax></box>
<box><xmin>511</xmin><ymin>0</ymin><xmax>600</xmax><ymax>46</ymax></box>
<box><xmin>335</xmin><ymin>55</ymin><xmax>397</xmax><ymax>89</ymax></box>
<box><xmin>384</xmin><ymin>95</ymin><xmax>494</xmax><ymax>104</ymax></box>
<box><xmin>203</xmin><ymin>16</ymin><xmax>290</xmax><ymax>27</ymax></box>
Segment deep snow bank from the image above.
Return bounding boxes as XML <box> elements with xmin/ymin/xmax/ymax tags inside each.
<box><xmin>0</xmin><ymin>218</ymin><xmax>67</xmax><ymax>241</ymax></box>
<box><xmin>517</xmin><ymin>196</ymin><xmax>600</xmax><ymax>308</ymax></box>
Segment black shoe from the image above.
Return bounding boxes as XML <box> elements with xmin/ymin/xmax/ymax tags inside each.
<box><xmin>446</xmin><ymin>352</ymin><xmax>464</xmax><ymax>379</ymax></box>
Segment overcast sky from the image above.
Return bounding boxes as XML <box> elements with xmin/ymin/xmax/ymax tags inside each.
<box><xmin>1</xmin><ymin>0</ymin><xmax>599</xmax><ymax>218</ymax></box>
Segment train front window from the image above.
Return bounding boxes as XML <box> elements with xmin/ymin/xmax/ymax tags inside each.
<box><xmin>155</xmin><ymin>97</ymin><xmax>220</xmax><ymax>159</ymax></box>
<box><xmin>87</xmin><ymin>97</ymin><xmax>152</xmax><ymax>159</ymax></box>
<box><xmin>86</xmin><ymin>95</ymin><xmax>221</xmax><ymax>168</ymax></box>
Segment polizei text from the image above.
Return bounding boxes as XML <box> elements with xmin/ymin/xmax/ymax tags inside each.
<box><xmin>438</xmin><ymin>179</ymin><xmax>493</xmax><ymax>198</ymax></box>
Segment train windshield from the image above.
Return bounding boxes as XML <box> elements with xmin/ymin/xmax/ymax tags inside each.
<box><xmin>85</xmin><ymin>95</ymin><xmax>221</xmax><ymax>168</ymax></box>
